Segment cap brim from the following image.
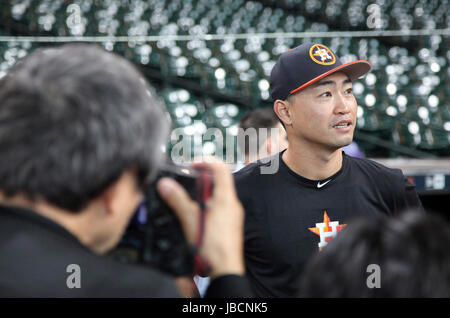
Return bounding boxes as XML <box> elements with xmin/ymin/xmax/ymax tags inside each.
<box><xmin>290</xmin><ymin>60</ymin><xmax>372</xmax><ymax>95</ymax></box>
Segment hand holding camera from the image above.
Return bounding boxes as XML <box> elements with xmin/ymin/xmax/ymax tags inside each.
<box><xmin>157</xmin><ymin>158</ymin><xmax>245</xmax><ymax>279</ymax></box>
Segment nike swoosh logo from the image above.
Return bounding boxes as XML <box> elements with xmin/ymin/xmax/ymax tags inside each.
<box><xmin>317</xmin><ymin>179</ymin><xmax>332</xmax><ymax>188</ymax></box>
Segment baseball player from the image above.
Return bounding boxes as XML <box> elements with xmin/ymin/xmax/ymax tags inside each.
<box><xmin>234</xmin><ymin>42</ymin><xmax>423</xmax><ymax>297</ymax></box>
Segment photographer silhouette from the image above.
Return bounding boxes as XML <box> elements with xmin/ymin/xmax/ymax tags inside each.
<box><xmin>0</xmin><ymin>44</ymin><xmax>249</xmax><ymax>298</ymax></box>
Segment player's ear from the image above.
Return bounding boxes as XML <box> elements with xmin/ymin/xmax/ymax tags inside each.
<box><xmin>274</xmin><ymin>99</ymin><xmax>292</xmax><ymax>126</ymax></box>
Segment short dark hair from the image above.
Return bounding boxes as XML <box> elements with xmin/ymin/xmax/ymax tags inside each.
<box><xmin>237</xmin><ymin>107</ymin><xmax>280</xmax><ymax>156</ymax></box>
<box><xmin>0</xmin><ymin>44</ymin><xmax>168</xmax><ymax>212</ymax></box>
<box><xmin>298</xmin><ymin>211</ymin><xmax>450</xmax><ymax>297</ymax></box>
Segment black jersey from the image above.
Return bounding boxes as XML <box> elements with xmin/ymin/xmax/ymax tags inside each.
<box><xmin>234</xmin><ymin>151</ymin><xmax>423</xmax><ymax>298</ymax></box>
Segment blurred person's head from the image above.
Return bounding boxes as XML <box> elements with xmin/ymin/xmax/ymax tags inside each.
<box><xmin>238</xmin><ymin>107</ymin><xmax>288</xmax><ymax>165</ymax></box>
<box><xmin>0</xmin><ymin>44</ymin><xmax>169</xmax><ymax>254</ymax></box>
<box><xmin>298</xmin><ymin>211</ymin><xmax>450</xmax><ymax>297</ymax></box>
<box><xmin>342</xmin><ymin>141</ymin><xmax>365</xmax><ymax>158</ymax></box>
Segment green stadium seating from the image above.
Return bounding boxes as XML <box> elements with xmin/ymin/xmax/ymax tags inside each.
<box><xmin>0</xmin><ymin>0</ymin><xmax>448</xmax><ymax>157</ymax></box>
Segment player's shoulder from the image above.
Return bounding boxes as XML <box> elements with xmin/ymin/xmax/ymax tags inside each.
<box><xmin>233</xmin><ymin>154</ymin><xmax>281</xmax><ymax>202</ymax></box>
<box><xmin>233</xmin><ymin>154</ymin><xmax>278</xmax><ymax>182</ymax></box>
<box><xmin>347</xmin><ymin>155</ymin><xmax>404</xmax><ymax>181</ymax></box>
<box><xmin>233</xmin><ymin>161</ymin><xmax>260</xmax><ymax>180</ymax></box>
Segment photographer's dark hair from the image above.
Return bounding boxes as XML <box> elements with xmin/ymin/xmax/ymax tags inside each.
<box><xmin>298</xmin><ymin>211</ymin><xmax>450</xmax><ymax>297</ymax></box>
<box><xmin>0</xmin><ymin>44</ymin><xmax>169</xmax><ymax>212</ymax></box>
<box><xmin>237</xmin><ymin>107</ymin><xmax>280</xmax><ymax>156</ymax></box>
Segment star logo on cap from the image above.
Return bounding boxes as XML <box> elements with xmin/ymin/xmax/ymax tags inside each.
<box><xmin>309</xmin><ymin>44</ymin><xmax>336</xmax><ymax>66</ymax></box>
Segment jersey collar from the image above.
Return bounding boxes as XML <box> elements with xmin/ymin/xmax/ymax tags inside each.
<box><xmin>279</xmin><ymin>150</ymin><xmax>348</xmax><ymax>189</ymax></box>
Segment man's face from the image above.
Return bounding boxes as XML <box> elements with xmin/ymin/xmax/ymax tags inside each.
<box><xmin>286</xmin><ymin>72</ymin><xmax>357</xmax><ymax>151</ymax></box>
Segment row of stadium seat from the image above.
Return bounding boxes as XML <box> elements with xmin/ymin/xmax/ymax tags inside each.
<box><xmin>0</xmin><ymin>0</ymin><xmax>449</xmax><ymax>156</ymax></box>
<box><xmin>9</xmin><ymin>0</ymin><xmax>450</xmax><ymax>36</ymax></box>
<box><xmin>262</xmin><ymin>0</ymin><xmax>449</xmax><ymax>35</ymax></box>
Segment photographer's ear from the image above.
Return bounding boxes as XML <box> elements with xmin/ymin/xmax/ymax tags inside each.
<box><xmin>101</xmin><ymin>171</ymin><xmax>143</xmax><ymax>217</ymax></box>
<box><xmin>101</xmin><ymin>184</ymin><xmax>117</xmax><ymax>217</ymax></box>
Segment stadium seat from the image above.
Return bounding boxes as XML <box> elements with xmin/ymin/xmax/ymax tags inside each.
<box><xmin>1</xmin><ymin>0</ymin><xmax>448</xmax><ymax>157</ymax></box>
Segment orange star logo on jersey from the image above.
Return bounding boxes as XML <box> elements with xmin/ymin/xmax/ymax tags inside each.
<box><xmin>308</xmin><ymin>211</ymin><xmax>346</xmax><ymax>251</ymax></box>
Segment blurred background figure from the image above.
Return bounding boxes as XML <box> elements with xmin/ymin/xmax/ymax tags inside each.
<box><xmin>237</xmin><ymin>107</ymin><xmax>288</xmax><ymax>166</ymax></box>
<box><xmin>196</xmin><ymin>106</ymin><xmax>288</xmax><ymax>295</ymax></box>
<box><xmin>342</xmin><ymin>141</ymin><xmax>365</xmax><ymax>158</ymax></box>
<box><xmin>298</xmin><ymin>210</ymin><xmax>450</xmax><ymax>297</ymax></box>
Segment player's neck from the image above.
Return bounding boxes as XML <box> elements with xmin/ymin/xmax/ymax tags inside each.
<box><xmin>282</xmin><ymin>144</ymin><xmax>343</xmax><ymax>181</ymax></box>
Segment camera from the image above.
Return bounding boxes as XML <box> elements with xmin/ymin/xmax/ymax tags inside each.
<box><xmin>110</xmin><ymin>164</ymin><xmax>213</xmax><ymax>277</ymax></box>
